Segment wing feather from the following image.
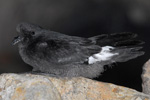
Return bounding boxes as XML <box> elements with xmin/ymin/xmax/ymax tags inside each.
<box><xmin>34</xmin><ymin>37</ymin><xmax>101</xmax><ymax>65</ymax></box>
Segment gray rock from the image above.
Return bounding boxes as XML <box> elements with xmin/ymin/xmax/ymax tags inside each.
<box><xmin>0</xmin><ymin>73</ymin><xmax>61</xmax><ymax>100</ymax></box>
<box><xmin>142</xmin><ymin>59</ymin><xmax>150</xmax><ymax>95</ymax></box>
<box><xmin>0</xmin><ymin>73</ymin><xmax>149</xmax><ymax>100</ymax></box>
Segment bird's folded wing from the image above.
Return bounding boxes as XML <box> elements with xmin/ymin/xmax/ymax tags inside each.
<box><xmin>35</xmin><ymin>37</ymin><xmax>101</xmax><ymax>65</ymax></box>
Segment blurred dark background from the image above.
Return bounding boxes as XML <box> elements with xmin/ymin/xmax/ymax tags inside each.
<box><xmin>0</xmin><ymin>0</ymin><xmax>150</xmax><ymax>91</ymax></box>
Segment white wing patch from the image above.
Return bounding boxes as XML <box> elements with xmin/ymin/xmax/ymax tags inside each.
<box><xmin>88</xmin><ymin>46</ymin><xmax>119</xmax><ymax>64</ymax></box>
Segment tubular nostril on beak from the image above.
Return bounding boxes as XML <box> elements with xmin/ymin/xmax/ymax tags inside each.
<box><xmin>12</xmin><ymin>36</ymin><xmax>23</xmax><ymax>45</ymax></box>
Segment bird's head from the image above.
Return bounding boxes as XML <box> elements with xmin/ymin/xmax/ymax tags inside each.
<box><xmin>12</xmin><ymin>22</ymin><xmax>42</xmax><ymax>45</ymax></box>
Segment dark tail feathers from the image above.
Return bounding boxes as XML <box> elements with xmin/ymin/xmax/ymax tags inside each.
<box><xmin>111</xmin><ymin>47</ymin><xmax>144</xmax><ymax>63</ymax></box>
<box><xmin>89</xmin><ymin>32</ymin><xmax>144</xmax><ymax>63</ymax></box>
<box><xmin>89</xmin><ymin>32</ymin><xmax>144</xmax><ymax>47</ymax></box>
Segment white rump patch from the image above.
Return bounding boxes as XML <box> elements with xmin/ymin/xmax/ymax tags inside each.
<box><xmin>88</xmin><ymin>46</ymin><xmax>119</xmax><ymax>64</ymax></box>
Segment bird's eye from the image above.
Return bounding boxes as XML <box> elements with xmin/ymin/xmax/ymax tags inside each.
<box><xmin>31</xmin><ymin>31</ymin><xmax>35</xmax><ymax>35</ymax></box>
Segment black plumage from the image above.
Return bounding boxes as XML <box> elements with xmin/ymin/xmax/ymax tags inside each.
<box><xmin>12</xmin><ymin>22</ymin><xmax>144</xmax><ymax>78</ymax></box>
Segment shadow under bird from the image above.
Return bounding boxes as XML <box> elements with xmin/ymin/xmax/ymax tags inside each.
<box><xmin>12</xmin><ymin>23</ymin><xmax>144</xmax><ymax>78</ymax></box>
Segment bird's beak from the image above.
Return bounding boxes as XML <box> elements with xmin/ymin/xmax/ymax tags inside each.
<box><xmin>12</xmin><ymin>35</ymin><xmax>23</xmax><ymax>45</ymax></box>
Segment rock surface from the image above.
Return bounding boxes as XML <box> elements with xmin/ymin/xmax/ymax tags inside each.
<box><xmin>142</xmin><ymin>59</ymin><xmax>150</xmax><ymax>95</ymax></box>
<box><xmin>0</xmin><ymin>73</ymin><xmax>149</xmax><ymax>100</ymax></box>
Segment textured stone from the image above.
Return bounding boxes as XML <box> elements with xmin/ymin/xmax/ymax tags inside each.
<box><xmin>142</xmin><ymin>59</ymin><xmax>150</xmax><ymax>95</ymax></box>
<box><xmin>0</xmin><ymin>74</ymin><xmax>61</xmax><ymax>100</ymax></box>
<box><xmin>0</xmin><ymin>73</ymin><xmax>149</xmax><ymax>100</ymax></box>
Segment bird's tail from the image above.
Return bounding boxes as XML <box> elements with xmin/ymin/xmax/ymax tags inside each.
<box><xmin>89</xmin><ymin>32</ymin><xmax>144</xmax><ymax>63</ymax></box>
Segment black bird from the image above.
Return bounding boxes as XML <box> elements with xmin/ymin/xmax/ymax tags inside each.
<box><xmin>12</xmin><ymin>22</ymin><xmax>144</xmax><ymax>78</ymax></box>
